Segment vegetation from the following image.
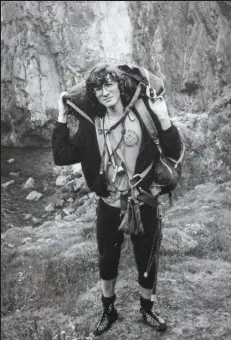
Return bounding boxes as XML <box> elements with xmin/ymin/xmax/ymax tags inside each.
<box><xmin>1</xmin><ymin>181</ymin><xmax>231</xmax><ymax>340</ymax></box>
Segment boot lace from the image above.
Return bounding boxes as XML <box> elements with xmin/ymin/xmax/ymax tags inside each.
<box><xmin>94</xmin><ymin>304</ymin><xmax>115</xmax><ymax>333</ymax></box>
<box><xmin>141</xmin><ymin>307</ymin><xmax>166</xmax><ymax>328</ymax></box>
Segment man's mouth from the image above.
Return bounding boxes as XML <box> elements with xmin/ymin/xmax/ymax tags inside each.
<box><xmin>104</xmin><ymin>97</ymin><xmax>112</xmax><ymax>102</ymax></box>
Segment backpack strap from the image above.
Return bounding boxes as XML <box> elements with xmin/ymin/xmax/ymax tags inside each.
<box><xmin>134</xmin><ymin>98</ymin><xmax>186</xmax><ymax>169</ymax></box>
<box><xmin>66</xmin><ymin>100</ymin><xmax>95</xmax><ymax>126</ymax></box>
<box><xmin>96</xmin><ymin>82</ymin><xmax>143</xmax><ymax>177</ymax></box>
<box><xmin>134</xmin><ymin>98</ymin><xmax>163</xmax><ymax>155</ymax></box>
<box><xmin>134</xmin><ymin>98</ymin><xmax>178</xmax><ymax>196</ymax></box>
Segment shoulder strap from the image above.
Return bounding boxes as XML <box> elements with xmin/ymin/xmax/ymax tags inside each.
<box><xmin>66</xmin><ymin>100</ymin><xmax>95</xmax><ymax>126</ymax></box>
<box><xmin>134</xmin><ymin>98</ymin><xmax>185</xmax><ymax>170</ymax></box>
<box><xmin>95</xmin><ymin>117</ymin><xmax>104</xmax><ymax>156</ymax></box>
<box><xmin>134</xmin><ymin>99</ymin><xmax>163</xmax><ymax>155</ymax></box>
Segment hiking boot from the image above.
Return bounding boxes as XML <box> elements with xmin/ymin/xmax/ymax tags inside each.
<box><xmin>140</xmin><ymin>296</ymin><xmax>167</xmax><ymax>332</ymax></box>
<box><xmin>93</xmin><ymin>304</ymin><xmax>118</xmax><ymax>336</ymax></box>
<box><xmin>140</xmin><ymin>307</ymin><xmax>167</xmax><ymax>332</ymax></box>
<box><xmin>93</xmin><ymin>294</ymin><xmax>118</xmax><ymax>336</ymax></box>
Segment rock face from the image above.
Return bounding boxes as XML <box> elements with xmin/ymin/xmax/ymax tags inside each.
<box><xmin>1</xmin><ymin>1</ymin><xmax>133</xmax><ymax>147</ymax></box>
<box><xmin>130</xmin><ymin>1</ymin><xmax>231</xmax><ymax>114</ymax></box>
<box><xmin>174</xmin><ymin>88</ymin><xmax>231</xmax><ymax>192</ymax></box>
<box><xmin>1</xmin><ymin>1</ymin><xmax>231</xmax><ymax>143</ymax></box>
<box><xmin>1</xmin><ymin>1</ymin><xmax>231</xmax><ymax>189</ymax></box>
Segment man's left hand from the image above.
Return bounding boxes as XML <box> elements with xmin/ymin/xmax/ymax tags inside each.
<box><xmin>148</xmin><ymin>98</ymin><xmax>171</xmax><ymax>130</ymax></box>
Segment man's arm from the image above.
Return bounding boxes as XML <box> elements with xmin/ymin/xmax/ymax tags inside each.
<box><xmin>51</xmin><ymin>92</ymin><xmax>85</xmax><ymax>165</ymax></box>
<box><xmin>148</xmin><ymin>98</ymin><xmax>182</xmax><ymax>160</ymax></box>
<box><xmin>51</xmin><ymin>122</ymin><xmax>85</xmax><ymax>165</ymax></box>
<box><xmin>159</xmin><ymin>125</ymin><xmax>182</xmax><ymax>160</ymax></box>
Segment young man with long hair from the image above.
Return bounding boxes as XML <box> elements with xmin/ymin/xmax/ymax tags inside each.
<box><xmin>52</xmin><ymin>64</ymin><xmax>181</xmax><ymax>336</ymax></box>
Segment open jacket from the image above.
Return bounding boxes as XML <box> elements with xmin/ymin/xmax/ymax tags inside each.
<box><xmin>51</xmin><ymin>101</ymin><xmax>182</xmax><ymax>198</ymax></box>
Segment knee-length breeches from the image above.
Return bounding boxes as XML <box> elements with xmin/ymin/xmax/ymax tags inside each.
<box><xmin>96</xmin><ymin>198</ymin><xmax>161</xmax><ymax>289</ymax></box>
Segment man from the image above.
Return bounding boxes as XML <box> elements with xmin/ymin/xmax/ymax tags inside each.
<box><xmin>52</xmin><ymin>65</ymin><xmax>181</xmax><ymax>336</ymax></box>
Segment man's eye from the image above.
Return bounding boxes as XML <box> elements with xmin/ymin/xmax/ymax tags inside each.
<box><xmin>106</xmin><ymin>83</ymin><xmax>113</xmax><ymax>87</ymax></box>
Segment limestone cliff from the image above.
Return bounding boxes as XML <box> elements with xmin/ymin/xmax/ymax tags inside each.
<box><xmin>1</xmin><ymin>1</ymin><xmax>231</xmax><ymax>187</ymax></box>
<box><xmin>1</xmin><ymin>1</ymin><xmax>133</xmax><ymax>146</ymax></box>
<box><xmin>130</xmin><ymin>1</ymin><xmax>231</xmax><ymax>113</ymax></box>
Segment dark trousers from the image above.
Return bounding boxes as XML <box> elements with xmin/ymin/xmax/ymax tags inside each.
<box><xmin>96</xmin><ymin>198</ymin><xmax>161</xmax><ymax>289</ymax></box>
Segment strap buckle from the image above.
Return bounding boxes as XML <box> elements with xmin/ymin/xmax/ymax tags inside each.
<box><xmin>129</xmin><ymin>174</ymin><xmax>143</xmax><ymax>189</ymax></box>
<box><xmin>157</xmin><ymin>201</ymin><xmax>165</xmax><ymax>219</ymax></box>
<box><xmin>112</xmin><ymin>166</ymin><xmax>118</xmax><ymax>183</ymax></box>
<box><xmin>146</xmin><ymin>86</ymin><xmax>156</xmax><ymax>100</ymax></box>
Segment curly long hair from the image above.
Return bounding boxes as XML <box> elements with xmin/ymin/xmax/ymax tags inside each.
<box><xmin>85</xmin><ymin>64</ymin><xmax>137</xmax><ymax>117</ymax></box>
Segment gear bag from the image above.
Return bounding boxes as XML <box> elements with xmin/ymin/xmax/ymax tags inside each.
<box><xmin>118</xmin><ymin>64</ymin><xmax>185</xmax><ymax>195</ymax></box>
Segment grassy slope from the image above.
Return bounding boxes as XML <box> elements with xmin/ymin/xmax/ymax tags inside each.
<box><xmin>1</xmin><ymin>181</ymin><xmax>231</xmax><ymax>340</ymax></box>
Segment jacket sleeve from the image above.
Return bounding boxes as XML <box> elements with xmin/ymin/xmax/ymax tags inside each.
<box><xmin>51</xmin><ymin>122</ymin><xmax>85</xmax><ymax>165</ymax></box>
<box><xmin>141</xmin><ymin>98</ymin><xmax>182</xmax><ymax>160</ymax></box>
<box><xmin>159</xmin><ymin>123</ymin><xmax>182</xmax><ymax>160</ymax></box>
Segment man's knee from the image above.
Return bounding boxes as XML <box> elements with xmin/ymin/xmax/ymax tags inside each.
<box><xmin>98</xmin><ymin>234</ymin><xmax>124</xmax><ymax>280</ymax></box>
<box><xmin>138</xmin><ymin>271</ymin><xmax>156</xmax><ymax>289</ymax></box>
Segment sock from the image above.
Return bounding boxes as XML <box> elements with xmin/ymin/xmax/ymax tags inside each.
<box><xmin>101</xmin><ymin>294</ymin><xmax>116</xmax><ymax>309</ymax></box>
<box><xmin>140</xmin><ymin>296</ymin><xmax>153</xmax><ymax>312</ymax></box>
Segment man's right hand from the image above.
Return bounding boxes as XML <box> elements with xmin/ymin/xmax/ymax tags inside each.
<box><xmin>58</xmin><ymin>91</ymin><xmax>68</xmax><ymax>123</ymax></box>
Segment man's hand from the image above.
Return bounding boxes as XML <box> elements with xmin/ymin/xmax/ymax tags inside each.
<box><xmin>58</xmin><ymin>91</ymin><xmax>68</xmax><ymax>123</ymax></box>
<box><xmin>148</xmin><ymin>97</ymin><xmax>171</xmax><ymax>130</ymax></box>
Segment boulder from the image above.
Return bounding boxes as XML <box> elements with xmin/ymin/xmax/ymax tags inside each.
<box><xmin>55</xmin><ymin>213</ymin><xmax>62</xmax><ymax>221</ymax></box>
<box><xmin>22</xmin><ymin>177</ymin><xmax>35</xmax><ymax>190</ymax></box>
<box><xmin>26</xmin><ymin>191</ymin><xmax>43</xmax><ymax>201</ymax></box>
<box><xmin>23</xmin><ymin>214</ymin><xmax>32</xmax><ymax>220</ymax></box>
<box><xmin>32</xmin><ymin>217</ymin><xmax>43</xmax><ymax>225</ymax></box>
<box><xmin>55</xmin><ymin>199</ymin><xmax>65</xmax><ymax>208</ymax></box>
<box><xmin>45</xmin><ymin>203</ymin><xmax>55</xmax><ymax>212</ymax></box>
<box><xmin>63</xmin><ymin>214</ymin><xmax>77</xmax><ymax>222</ymax></box>
<box><xmin>10</xmin><ymin>172</ymin><xmax>20</xmax><ymax>177</ymax></box>
<box><xmin>62</xmin><ymin>207</ymin><xmax>75</xmax><ymax>216</ymax></box>
<box><xmin>55</xmin><ymin>176</ymin><xmax>68</xmax><ymax>187</ymax></box>
<box><xmin>72</xmin><ymin>163</ymin><xmax>82</xmax><ymax>175</ymax></box>
<box><xmin>1</xmin><ymin>180</ymin><xmax>15</xmax><ymax>189</ymax></box>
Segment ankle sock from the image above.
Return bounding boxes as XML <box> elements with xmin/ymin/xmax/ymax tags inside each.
<box><xmin>140</xmin><ymin>296</ymin><xmax>153</xmax><ymax>312</ymax></box>
<box><xmin>101</xmin><ymin>294</ymin><xmax>116</xmax><ymax>309</ymax></box>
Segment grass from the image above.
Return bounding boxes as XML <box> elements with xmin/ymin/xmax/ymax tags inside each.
<box><xmin>1</xmin><ymin>181</ymin><xmax>231</xmax><ymax>340</ymax></box>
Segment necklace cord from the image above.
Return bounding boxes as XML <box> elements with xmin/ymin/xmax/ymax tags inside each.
<box><xmin>103</xmin><ymin>117</ymin><xmax>130</xmax><ymax>193</ymax></box>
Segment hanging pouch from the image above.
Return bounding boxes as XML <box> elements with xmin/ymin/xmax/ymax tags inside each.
<box><xmin>119</xmin><ymin>197</ymin><xmax>144</xmax><ymax>235</ymax></box>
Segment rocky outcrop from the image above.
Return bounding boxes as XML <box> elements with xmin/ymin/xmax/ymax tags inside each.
<box><xmin>1</xmin><ymin>1</ymin><xmax>231</xmax><ymax>145</ymax></box>
<box><xmin>1</xmin><ymin>1</ymin><xmax>133</xmax><ymax>147</ymax></box>
<box><xmin>130</xmin><ymin>1</ymin><xmax>231</xmax><ymax>114</ymax></box>
<box><xmin>174</xmin><ymin>87</ymin><xmax>231</xmax><ymax>192</ymax></box>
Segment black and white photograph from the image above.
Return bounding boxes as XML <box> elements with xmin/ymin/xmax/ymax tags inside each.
<box><xmin>1</xmin><ymin>1</ymin><xmax>231</xmax><ymax>339</ymax></box>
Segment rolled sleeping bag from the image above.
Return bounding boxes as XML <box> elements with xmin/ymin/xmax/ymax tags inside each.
<box><xmin>118</xmin><ymin>64</ymin><xmax>165</xmax><ymax>97</ymax></box>
<box><xmin>63</xmin><ymin>64</ymin><xmax>165</xmax><ymax>123</ymax></box>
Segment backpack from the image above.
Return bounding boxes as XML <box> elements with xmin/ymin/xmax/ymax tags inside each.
<box><xmin>64</xmin><ymin>64</ymin><xmax>185</xmax><ymax>198</ymax></box>
<box><xmin>118</xmin><ymin>65</ymin><xmax>185</xmax><ymax>194</ymax></box>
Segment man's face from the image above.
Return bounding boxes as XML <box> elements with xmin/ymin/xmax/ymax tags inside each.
<box><xmin>93</xmin><ymin>75</ymin><xmax>121</xmax><ymax>108</ymax></box>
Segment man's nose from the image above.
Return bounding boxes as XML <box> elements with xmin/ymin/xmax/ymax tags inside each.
<box><xmin>102</xmin><ymin>86</ymin><xmax>109</xmax><ymax>96</ymax></box>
